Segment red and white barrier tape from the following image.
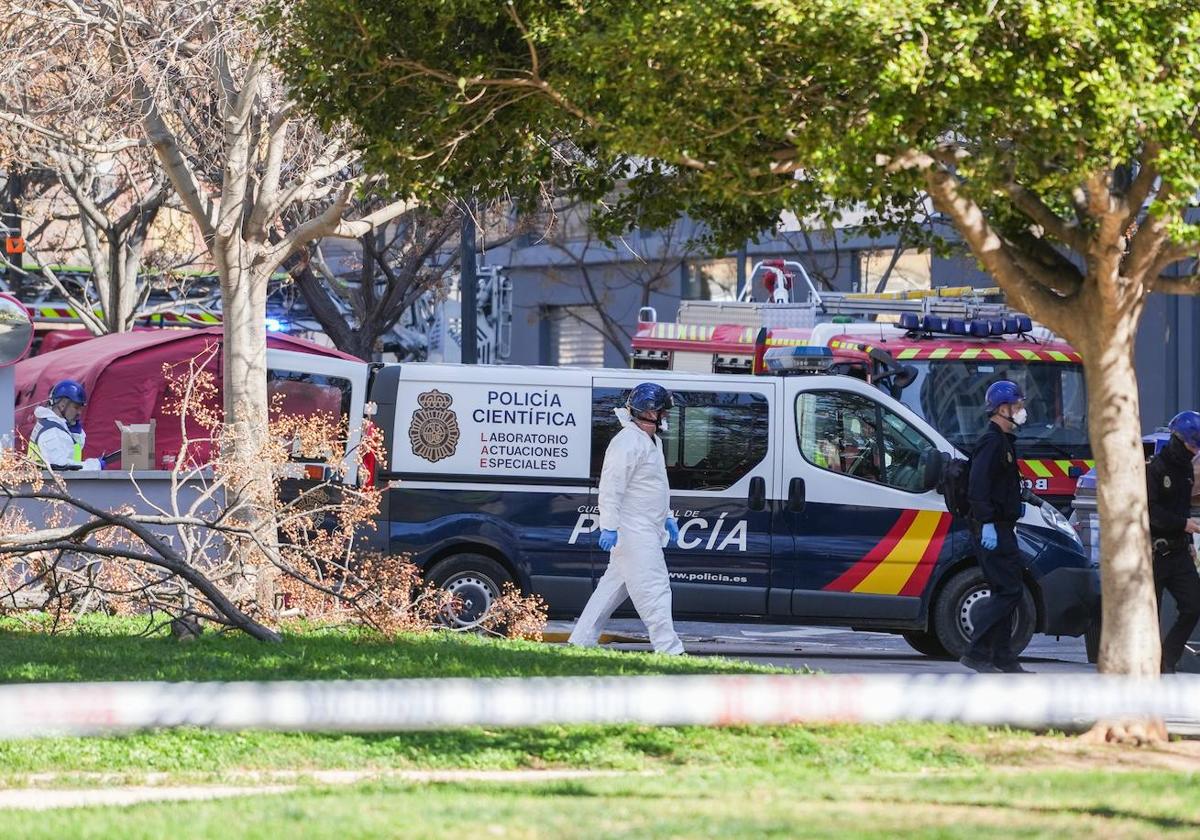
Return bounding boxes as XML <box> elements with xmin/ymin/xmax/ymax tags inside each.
<box><xmin>0</xmin><ymin>674</ymin><xmax>1196</xmax><ymax>738</ymax></box>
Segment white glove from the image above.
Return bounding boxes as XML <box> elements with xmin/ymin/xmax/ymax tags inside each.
<box><xmin>81</xmin><ymin>458</ymin><xmax>103</xmax><ymax>471</ymax></box>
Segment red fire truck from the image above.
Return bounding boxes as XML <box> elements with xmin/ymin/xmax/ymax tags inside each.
<box><xmin>632</xmin><ymin>260</ymin><xmax>1092</xmax><ymax>509</ymax></box>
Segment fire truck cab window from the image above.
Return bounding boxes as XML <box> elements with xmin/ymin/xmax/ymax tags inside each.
<box><xmin>591</xmin><ymin>388</ymin><xmax>769</xmax><ymax>491</ymax></box>
<box><xmin>796</xmin><ymin>390</ymin><xmax>935</xmax><ymax>493</ymax></box>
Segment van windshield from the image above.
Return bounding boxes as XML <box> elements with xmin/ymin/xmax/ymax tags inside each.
<box><xmin>891</xmin><ymin>360</ymin><xmax>1089</xmax><ymax>458</ymax></box>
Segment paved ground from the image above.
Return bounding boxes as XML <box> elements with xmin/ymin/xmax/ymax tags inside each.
<box><xmin>546</xmin><ymin>619</ymin><xmax>1093</xmax><ymax>674</ymax></box>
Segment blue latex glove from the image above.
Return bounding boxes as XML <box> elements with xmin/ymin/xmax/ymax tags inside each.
<box><xmin>598</xmin><ymin>529</ymin><xmax>619</xmax><ymax>551</ymax></box>
<box><xmin>665</xmin><ymin>517</ymin><xmax>680</xmax><ymax>545</ymax></box>
<box><xmin>981</xmin><ymin>523</ymin><xmax>998</xmax><ymax>551</ymax></box>
<box><xmin>98</xmin><ymin>457</ymin><xmax>107</xmax><ymax>470</ymax></box>
<box><xmin>1020</xmin><ymin>502</ymin><xmax>1027</xmax><ymax>518</ymax></box>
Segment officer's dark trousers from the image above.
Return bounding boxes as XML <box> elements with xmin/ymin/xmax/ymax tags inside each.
<box><xmin>1153</xmin><ymin>546</ymin><xmax>1200</xmax><ymax>673</ymax></box>
<box><xmin>967</xmin><ymin>524</ymin><xmax>1023</xmax><ymax>666</ymax></box>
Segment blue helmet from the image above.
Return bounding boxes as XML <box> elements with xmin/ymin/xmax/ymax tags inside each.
<box><xmin>627</xmin><ymin>382</ymin><xmax>674</xmax><ymax>414</ymax></box>
<box><xmin>984</xmin><ymin>380</ymin><xmax>1023</xmax><ymax>414</ymax></box>
<box><xmin>1169</xmin><ymin>410</ymin><xmax>1200</xmax><ymax>449</ymax></box>
<box><xmin>50</xmin><ymin>379</ymin><xmax>87</xmax><ymax>406</ymax></box>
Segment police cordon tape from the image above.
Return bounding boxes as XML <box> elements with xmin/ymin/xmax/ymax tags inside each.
<box><xmin>0</xmin><ymin>674</ymin><xmax>1198</xmax><ymax>738</ymax></box>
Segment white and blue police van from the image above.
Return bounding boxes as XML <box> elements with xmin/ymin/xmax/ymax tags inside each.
<box><xmin>366</xmin><ymin>347</ymin><xmax>1099</xmax><ymax>659</ymax></box>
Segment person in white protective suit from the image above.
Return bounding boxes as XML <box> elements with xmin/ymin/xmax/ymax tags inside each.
<box><xmin>569</xmin><ymin>382</ymin><xmax>684</xmax><ymax>655</ymax></box>
<box><xmin>27</xmin><ymin>379</ymin><xmax>105</xmax><ymax>471</ymax></box>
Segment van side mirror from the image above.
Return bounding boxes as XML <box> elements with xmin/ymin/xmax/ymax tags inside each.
<box><xmin>787</xmin><ymin>477</ymin><xmax>806</xmax><ymax>513</ymax></box>
<box><xmin>748</xmin><ymin>476</ymin><xmax>766</xmax><ymax>511</ymax></box>
<box><xmin>920</xmin><ymin>450</ymin><xmax>944</xmax><ymax>493</ymax></box>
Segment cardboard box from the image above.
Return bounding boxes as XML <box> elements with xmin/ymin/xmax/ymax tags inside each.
<box><xmin>115</xmin><ymin>419</ymin><xmax>156</xmax><ymax>471</ymax></box>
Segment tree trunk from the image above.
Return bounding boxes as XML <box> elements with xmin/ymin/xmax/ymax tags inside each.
<box><xmin>1081</xmin><ymin>319</ymin><xmax>1161</xmax><ymax>676</ymax></box>
<box><xmin>102</xmin><ymin>242</ymin><xmax>138</xmax><ymax>334</ymax></box>
<box><xmin>220</xmin><ymin>266</ymin><xmax>270</xmax><ymax>466</ymax></box>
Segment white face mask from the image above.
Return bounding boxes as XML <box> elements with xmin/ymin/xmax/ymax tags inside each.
<box><xmin>1011</xmin><ymin>407</ymin><xmax>1028</xmax><ymax>426</ymax></box>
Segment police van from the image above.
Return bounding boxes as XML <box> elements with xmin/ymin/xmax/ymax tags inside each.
<box><xmin>368</xmin><ymin>352</ymin><xmax>1099</xmax><ymax>659</ymax></box>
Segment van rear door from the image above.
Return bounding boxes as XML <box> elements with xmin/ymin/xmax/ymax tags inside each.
<box><xmin>266</xmin><ymin>349</ymin><xmax>368</xmax><ymax>484</ymax></box>
<box><xmin>590</xmin><ymin>376</ymin><xmax>777</xmax><ymax>616</ymax></box>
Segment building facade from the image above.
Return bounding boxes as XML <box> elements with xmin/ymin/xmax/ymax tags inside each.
<box><xmin>483</xmin><ymin>216</ymin><xmax>1200</xmax><ymax>434</ymax></box>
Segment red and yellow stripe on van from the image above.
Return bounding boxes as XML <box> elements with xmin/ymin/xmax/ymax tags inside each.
<box><xmin>824</xmin><ymin>510</ymin><xmax>953</xmax><ymax>596</ymax></box>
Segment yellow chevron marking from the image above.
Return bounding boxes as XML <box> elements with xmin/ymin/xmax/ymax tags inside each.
<box><xmin>959</xmin><ymin>348</ymin><xmax>981</xmax><ymax>359</ymax></box>
<box><xmin>897</xmin><ymin>348</ymin><xmax>920</xmax><ymax>360</ymax></box>
<box><xmin>929</xmin><ymin>347</ymin><xmax>951</xmax><ymax>360</ymax></box>
<box><xmin>1026</xmin><ymin>460</ymin><xmax>1054</xmax><ymax>478</ymax></box>
<box><xmin>987</xmin><ymin>348</ymin><xmax>1012</xmax><ymax>360</ymax></box>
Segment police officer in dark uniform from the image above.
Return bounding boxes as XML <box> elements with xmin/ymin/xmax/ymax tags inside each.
<box><xmin>1146</xmin><ymin>410</ymin><xmax>1200</xmax><ymax>674</ymax></box>
<box><xmin>961</xmin><ymin>380</ymin><xmax>1029</xmax><ymax>674</ymax></box>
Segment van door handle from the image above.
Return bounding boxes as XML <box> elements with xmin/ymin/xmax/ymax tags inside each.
<box><xmin>787</xmin><ymin>477</ymin><xmax>806</xmax><ymax>513</ymax></box>
<box><xmin>748</xmin><ymin>476</ymin><xmax>766</xmax><ymax>511</ymax></box>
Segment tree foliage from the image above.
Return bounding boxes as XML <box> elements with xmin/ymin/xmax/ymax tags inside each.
<box><xmin>279</xmin><ymin>0</ymin><xmax>1200</xmax><ymax>686</ymax></box>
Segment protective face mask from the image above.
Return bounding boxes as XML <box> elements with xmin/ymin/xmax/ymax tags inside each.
<box><xmin>657</xmin><ymin>416</ymin><xmax>669</xmax><ymax>434</ymax></box>
<box><xmin>1011</xmin><ymin>407</ymin><xmax>1028</xmax><ymax>426</ymax></box>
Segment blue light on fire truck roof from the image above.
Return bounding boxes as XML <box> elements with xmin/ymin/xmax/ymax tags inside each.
<box><xmin>763</xmin><ymin>344</ymin><xmax>834</xmax><ymax>373</ymax></box>
<box><xmin>922</xmin><ymin>315</ymin><xmax>944</xmax><ymax>332</ymax></box>
<box><xmin>899</xmin><ymin>313</ymin><xmax>921</xmax><ymax>331</ymax></box>
<box><xmin>947</xmin><ymin>318</ymin><xmax>968</xmax><ymax>335</ymax></box>
<box><xmin>968</xmin><ymin>320</ymin><xmax>991</xmax><ymax>338</ymax></box>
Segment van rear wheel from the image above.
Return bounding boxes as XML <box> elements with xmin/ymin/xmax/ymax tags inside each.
<box><xmin>428</xmin><ymin>554</ymin><xmax>514</xmax><ymax>629</ymax></box>
<box><xmin>902</xmin><ymin>631</ymin><xmax>951</xmax><ymax>659</ymax></box>
<box><xmin>933</xmin><ymin>567</ymin><xmax>1036</xmax><ymax>660</ymax></box>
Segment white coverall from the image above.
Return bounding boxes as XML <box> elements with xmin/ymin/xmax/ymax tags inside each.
<box><xmin>29</xmin><ymin>406</ymin><xmax>102</xmax><ymax>470</ymax></box>
<box><xmin>569</xmin><ymin>408</ymin><xmax>684</xmax><ymax>655</ymax></box>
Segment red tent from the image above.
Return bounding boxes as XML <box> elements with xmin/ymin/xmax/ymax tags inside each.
<box><xmin>14</xmin><ymin>327</ymin><xmax>357</xmax><ymax>469</ymax></box>
<box><xmin>36</xmin><ymin>327</ymin><xmax>158</xmax><ymax>356</ymax></box>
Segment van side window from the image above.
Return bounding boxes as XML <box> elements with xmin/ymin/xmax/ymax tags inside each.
<box><xmin>591</xmin><ymin>388</ymin><xmax>769</xmax><ymax>491</ymax></box>
<box><xmin>880</xmin><ymin>408</ymin><xmax>937</xmax><ymax>492</ymax></box>
<box><xmin>796</xmin><ymin>390</ymin><xmax>935</xmax><ymax>493</ymax></box>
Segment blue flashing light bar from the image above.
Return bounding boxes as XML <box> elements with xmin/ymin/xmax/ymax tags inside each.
<box><xmin>265</xmin><ymin>317</ymin><xmax>286</xmax><ymax>332</ymax></box>
<box><xmin>899</xmin><ymin>311</ymin><xmax>1035</xmax><ymax>339</ymax></box>
<box><xmin>763</xmin><ymin>344</ymin><xmax>835</xmax><ymax>375</ymax></box>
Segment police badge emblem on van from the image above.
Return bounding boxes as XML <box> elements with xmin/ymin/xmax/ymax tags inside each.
<box><xmin>409</xmin><ymin>389</ymin><xmax>460</xmax><ymax>462</ymax></box>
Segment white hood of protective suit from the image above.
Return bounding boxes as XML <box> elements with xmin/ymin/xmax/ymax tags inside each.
<box><xmin>31</xmin><ymin>405</ymin><xmax>87</xmax><ymax>468</ymax></box>
<box><xmin>597</xmin><ymin>408</ymin><xmax>671</xmax><ymax>539</ymax></box>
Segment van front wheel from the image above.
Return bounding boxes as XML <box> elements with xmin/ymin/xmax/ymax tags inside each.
<box><xmin>428</xmin><ymin>554</ymin><xmax>514</xmax><ymax>629</ymax></box>
<box><xmin>901</xmin><ymin>631</ymin><xmax>951</xmax><ymax>659</ymax></box>
<box><xmin>932</xmin><ymin>567</ymin><xmax>1036</xmax><ymax>660</ymax></box>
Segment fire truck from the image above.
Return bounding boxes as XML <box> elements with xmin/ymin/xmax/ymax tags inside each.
<box><xmin>632</xmin><ymin>260</ymin><xmax>1092</xmax><ymax>510</ymax></box>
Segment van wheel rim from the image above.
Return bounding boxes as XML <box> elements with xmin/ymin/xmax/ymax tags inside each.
<box><xmin>443</xmin><ymin>574</ymin><xmax>498</xmax><ymax>628</ymax></box>
<box><xmin>958</xmin><ymin>586</ymin><xmax>1020</xmax><ymax>639</ymax></box>
<box><xmin>958</xmin><ymin>587</ymin><xmax>991</xmax><ymax>638</ymax></box>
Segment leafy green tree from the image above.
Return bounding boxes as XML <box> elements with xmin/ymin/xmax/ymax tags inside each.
<box><xmin>276</xmin><ymin>0</ymin><xmax>1200</xmax><ymax>684</ymax></box>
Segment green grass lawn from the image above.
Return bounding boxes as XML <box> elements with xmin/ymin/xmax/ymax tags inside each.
<box><xmin>0</xmin><ymin>617</ymin><xmax>1196</xmax><ymax>838</ymax></box>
